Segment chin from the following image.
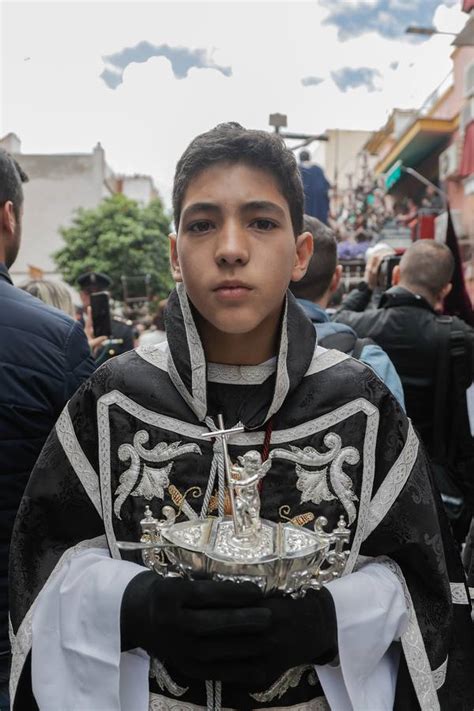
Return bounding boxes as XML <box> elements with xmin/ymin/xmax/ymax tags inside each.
<box><xmin>207</xmin><ymin>314</ymin><xmax>263</xmax><ymax>336</ymax></box>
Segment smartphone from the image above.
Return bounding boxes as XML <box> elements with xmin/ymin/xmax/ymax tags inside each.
<box><xmin>90</xmin><ymin>291</ymin><xmax>112</xmax><ymax>337</ymax></box>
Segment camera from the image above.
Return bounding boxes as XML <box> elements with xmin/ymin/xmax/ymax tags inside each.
<box><xmin>377</xmin><ymin>255</ymin><xmax>401</xmax><ymax>291</ymax></box>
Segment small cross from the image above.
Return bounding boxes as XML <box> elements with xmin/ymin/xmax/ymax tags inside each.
<box><xmin>200</xmin><ymin>422</ymin><xmax>245</xmax><ymax>441</ymax></box>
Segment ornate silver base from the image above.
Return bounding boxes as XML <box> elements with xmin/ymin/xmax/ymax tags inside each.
<box><xmin>133</xmin><ymin>508</ymin><xmax>350</xmax><ymax>596</ymax></box>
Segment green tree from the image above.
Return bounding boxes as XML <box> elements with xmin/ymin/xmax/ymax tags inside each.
<box><xmin>54</xmin><ymin>194</ymin><xmax>174</xmax><ymax>302</ymax></box>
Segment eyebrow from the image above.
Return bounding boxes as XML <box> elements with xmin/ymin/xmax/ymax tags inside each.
<box><xmin>181</xmin><ymin>200</ymin><xmax>287</xmax><ymax>223</ymax></box>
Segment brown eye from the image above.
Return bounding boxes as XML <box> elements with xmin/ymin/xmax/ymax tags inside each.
<box><xmin>188</xmin><ymin>220</ymin><xmax>213</xmax><ymax>233</ymax></box>
<box><xmin>251</xmin><ymin>219</ymin><xmax>278</xmax><ymax>231</ymax></box>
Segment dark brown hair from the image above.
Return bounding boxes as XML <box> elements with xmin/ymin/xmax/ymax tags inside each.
<box><xmin>172</xmin><ymin>122</ymin><xmax>304</xmax><ymax>236</ymax></box>
<box><xmin>289</xmin><ymin>215</ymin><xmax>337</xmax><ymax>301</ymax></box>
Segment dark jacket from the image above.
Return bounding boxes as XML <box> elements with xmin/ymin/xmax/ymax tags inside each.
<box><xmin>463</xmin><ymin>518</ymin><xmax>474</xmax><ymax>592</ymax></box>
<box><xmin>333</xmin><ymin>285</ymin><xmax>474</xmax><ymax>458</ymax></box>
<box><xmin>0</xmin><ymin>263</ymin><xmax>95</xmax><ymax>668</ymax></box>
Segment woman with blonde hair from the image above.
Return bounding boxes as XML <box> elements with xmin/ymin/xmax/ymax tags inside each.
<box><xmin>21</xmin><ymin>279</ymin><xmax>75</xmax><ymax>317</ymax></box>
<box><xmin>21</xmin><ymin>279</ymin><xmax>106</xmax><ymax>353</ymax></box>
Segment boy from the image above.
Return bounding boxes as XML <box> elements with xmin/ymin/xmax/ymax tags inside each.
<box><xmin>9</xmin><ymin>123</ymin><xmax>473</xmax><ymax>710</ymax></box>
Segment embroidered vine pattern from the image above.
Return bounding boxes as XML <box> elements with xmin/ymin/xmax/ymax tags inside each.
<box><xmin>208</xmin><ymin>487</ymin><xmax>233</xmax><ymax>516</ymax></box>
<box><xmin>250</xmin><ymin>664</ymin><xmax>317</xmax><ymax>703</ymax></box>
<box><xmin>270</xmin><ymin>432</ymin><xmax>360</xmax><ymax>525</ymax></box>
<box><xmin>168</xmin><ymin>484</ymin><xmax>201</xmax><ymax>521</ymax></box>
<box><xmin>279</xmin><ymin>505</ymin><xmax>315</xmax><ymax>527</ymax></box>
<box><xmin>113</xmin><ymin>430</ymin><xmax>201</xmax><ymax>519</ymax></box>
<box><xmin>150</xmin><ymin>658</ymin><xmax>188</xmax><ymax>697</ymax></box>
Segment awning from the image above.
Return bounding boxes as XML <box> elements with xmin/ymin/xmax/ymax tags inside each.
<box><xmin>460</xmin><ymin>121</ymin><xmax>474</xmax><ymax>177</ymax></box>
<box><xmin>375</xmin><ymin>117</ymin><xmax>458</xmax><ymax>176</ymax></box>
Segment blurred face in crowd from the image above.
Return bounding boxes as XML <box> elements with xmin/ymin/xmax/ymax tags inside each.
<box><xmin>170</xmin><ymin>161</ymin><xmax>312</xmax><ymax>364</ymax></box>
<box><xmin>80</xmin><ymin>290</ymin><xmax>91</xmax><ymax>308</ymax></box>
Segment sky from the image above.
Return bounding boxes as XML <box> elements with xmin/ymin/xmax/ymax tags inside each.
<box><xmin>0</xmin><ymin>0</ymin><xmax>468</xmax><ymax>207</ymax></box>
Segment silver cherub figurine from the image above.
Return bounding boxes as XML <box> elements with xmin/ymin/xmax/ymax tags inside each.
<box><xmin>228</xmin><ymin>451</ymin><xmax>271</xmax><ymax>539</ymax></box>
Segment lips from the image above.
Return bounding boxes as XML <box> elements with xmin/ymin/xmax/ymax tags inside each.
<box><xmin>213</xmin><ymin>282</ymin><xmax>253</xmax><ymax>300</ymax></box>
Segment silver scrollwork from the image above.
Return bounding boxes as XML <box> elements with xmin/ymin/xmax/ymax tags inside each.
<box><xmin>113</xmin><ymin>432</ymin><xmax>201</xmax><ymax>519</ymax></box>
<box><xmin>270</xmin><ymin>434</ymin><xmax>360</xmax><ymax>525</ymax></box>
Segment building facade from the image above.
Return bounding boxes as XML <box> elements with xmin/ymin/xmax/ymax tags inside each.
<box><xmin>364</xmin><ymin>9</ymin><xmax>474</xmax><ymax>287</ymax></box>
<box><xmin>0</xmin><ymin>134</ymin><xmax>159</xmax><ymax>284</ymax></box>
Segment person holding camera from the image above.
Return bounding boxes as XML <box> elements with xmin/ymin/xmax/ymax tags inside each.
<box><xmin>77</xmin><ymin>272</ymin><xmax>135</xmax><ymax>363</ymax></box>
<box><xmin>290</xmin><ymin>215</ymin><xmax>405</xmax><ymax>409</ymax></box>
<box><xmin>334</xmin><ymin>239</ymin><xmax>474</xmax><ymax>543</ymax></box>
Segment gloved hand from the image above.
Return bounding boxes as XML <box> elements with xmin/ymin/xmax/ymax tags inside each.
<box><xmin>121</xmin><ymin>572</ymin><xmax>271</xmax><ymax>682</ymax></box>
<box><xmin>241</xmin><ymin>586</ymin><xmax>338</xmax><ymax>692</ymax></box>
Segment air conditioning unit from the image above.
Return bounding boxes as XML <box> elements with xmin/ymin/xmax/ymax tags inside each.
<box><xmin>461</xmin><ymin>97</ymin><xmax>474</xmax><ymax>133</ymax></box>
<box><xmin>465</xmin><ymin>61</ymin><xmax>474</xmax><ymax>98</ymax></box>
<box><xmin>439</xmin><ymin>141</ymin><xmax>460</xmax><ymax>181</ymax></box>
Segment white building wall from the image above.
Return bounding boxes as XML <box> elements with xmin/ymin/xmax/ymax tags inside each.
<box><xmin>9</xmin><ymin>146</ymin><xmax>108</xmax><ymax>282</ymax></box>
<box><xmin>324</xmin><ymin>129</ymin><xmax>375</xmax><ymax>192</ymax></box>
<box><xmin>121</xmin><ymin>176</ymin><xmax>155</xmax><ymax>204</ymax></box>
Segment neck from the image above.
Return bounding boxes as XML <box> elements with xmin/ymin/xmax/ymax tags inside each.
<box><xmin>314</xmin><ymin>294</ymin><xmax>330</xmax><ymax>309</ymax></box>
<box><xmin>196</xmin><ymin>310</ymin><xmax>282</xmax><ymax>366</ymax></box>
<box><xmin>0</xmin><ymin>235</ymin><xmax>6</xmax><ymax>266</ymax></box>
<box><xmin>398</xmin><ymin>281</ymin><xmax>436</xmax><ymax>308</ymax></box>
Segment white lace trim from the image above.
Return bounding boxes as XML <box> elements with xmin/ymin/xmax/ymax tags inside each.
<box><xmin>167</xmin><ymin>284</ymin><xmax>207</xmax><ymax>421</ymax></box>
<box><xmin>266</xmin><ymin>296</ymin><xmax>291</xmax><ymax>422</ymax></box>
<box><xmin>432</xmin><ymin>657</ymin><xmax>448</xmax><ymax>690</ymax></box>
<box><xmin>97</xmin><ymin>390</ymin><xmax>208</xmax><ymax>439</ymax></box>
<box><xmin>149</xmin><ymin>692</ymin><xmax>329</xmax><ymax>711</ymax></box>
<box><xmin>363</xmin><ymin>421</ymin><xmax>419</xmax><ymax>540</ymax></box>
<box><xmin>137</xmin><ymin>341</ymin><xmax>169</xmax><ymax>371</ymax></box>
<box><xmin>374</xmin><ymin>556</ymin><xmax>440</xmax><ymax>711</ymax></box>
<box><xmin>138</xmin><ymin>342</ymin><xmax>278</xmax><ymax>386</ymax></box>
<box><xmin>207</xmin><ymin>359</ymin><xmax>276</xmax><ymax>384</ymax></box>
<box><xmin>304</xmin><ymin>347</ymin><xmax>350</xmax><ymax>376</ymax></box>
<box><xmin>56</xmin><ymin>406</ymin><xmax>102</xmax><ymax>517</ymax></box>
<box><xmin>137</xmin><ymin>342</ymin><xmax>346</xmax><ymax>385</ymax></box>
<box><xmin>344</xmin><ymin>399</ymin><xmax>379</xmax><ymax>574</ymax></box>
<box><xmin>9</xmin><ymin>535</ymin><xmax>107</xmax><ymax>704</ymax></box>
<box><xmin>450</xmin><ymin>582</ymin><xmax>469</xmax><ymax>604</ymax></box>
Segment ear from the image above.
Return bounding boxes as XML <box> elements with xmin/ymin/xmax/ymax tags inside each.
<box><xmin>330</xmin><ymin>264</ymin><xmax>343</xmax><ymax>293</ymax></box>
<box><xmin>169</xmin><ymin>233</ymin><xmax>182</xmax><ymax>283</ymax></box>
<box><xmin>291</xmin><ymin>231</ymin><xmax>313</xmax><ymax>282</ymax></box>
<box><xmin>2</xmin><ymin>201</ymin><xmax>16</xmax><ymax>237</ymax></box>
<box><xmin>440</xmin><ymin>282</ymin><xmax>452</xmax><ymax>301</ymax></box>
<box><xmin>391</xmin><ymin>264</ymin><xmax>401</xmax><ymax>285</ymax></box>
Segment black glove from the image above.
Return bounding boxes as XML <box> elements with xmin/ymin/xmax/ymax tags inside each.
<box><xmin>121</xmin><ymin>572</ymin><xmax>271</xmax><ymax>682</ymax></box>
<box><xmin>242</xmin><ymin>586</ymin><xmax>338</xmax><ymax>692</ymax></box>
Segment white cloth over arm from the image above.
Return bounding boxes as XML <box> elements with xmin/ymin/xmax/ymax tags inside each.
<box><xmin>31</xmin><ymin>548</ymin><xmax>150</xmax><ymax>711</ymax></box>
<box><xmin>316</xmin><ymin>561</ymin><xmax>408</xmax><ymax>711</ymax></box>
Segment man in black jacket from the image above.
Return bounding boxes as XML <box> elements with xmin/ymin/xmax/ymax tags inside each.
<box><xmin>334</xmin><ymin>240</ymin><xmax>474</xmax><ymax>534</ymax></box>
<box><xmin>0</xmin><ymin>149</ymin><xmax>94</xmax><ymax>708</ymax></box>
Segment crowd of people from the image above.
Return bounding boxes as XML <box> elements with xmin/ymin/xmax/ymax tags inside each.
<box><xmin>0</xmin><ymin>123</ymin><xmax>473</xmax><ymax>711</ymax></box>
<box><xmin>298</xmin><ymin>150</ymin><xmax>447</xmax><ymax>264</ymax></box>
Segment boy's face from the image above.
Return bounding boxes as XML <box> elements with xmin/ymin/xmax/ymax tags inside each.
<box><xmin>170</xmin><ymin>162</ymin><xmax>312</xmax><ymax>341</ymax></box>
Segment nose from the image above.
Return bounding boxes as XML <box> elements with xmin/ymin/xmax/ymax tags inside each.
<box><xmin>214</xmin><ymin>220</ymin><xmax>249</xmax><ymax>267</ymax></box>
